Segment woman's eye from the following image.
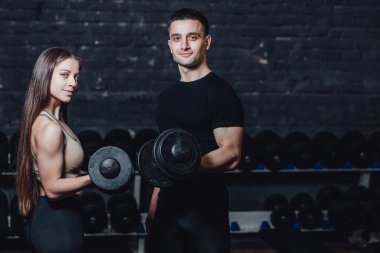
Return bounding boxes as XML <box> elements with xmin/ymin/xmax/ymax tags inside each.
<box><xmin>61</xmin><ymin>73</ymin><xmax>69</xmax><ymax>78</ymax></box>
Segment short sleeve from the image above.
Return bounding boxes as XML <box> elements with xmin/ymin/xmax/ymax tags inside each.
<box><xmin>209</xmin><ymin>85</ymin><xmax>244</xmax><ymax>129</ymax></box>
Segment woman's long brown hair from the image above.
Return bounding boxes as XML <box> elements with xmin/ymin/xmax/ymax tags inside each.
<box><xmin>16</xmin><ymin>47</ymin><xmax>80</xmax><ymax>216</ymax></box>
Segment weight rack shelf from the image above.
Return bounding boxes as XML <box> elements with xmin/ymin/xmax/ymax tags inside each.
<box><xmin>2</xmin><ymin>167</ymin><xmax>380</xmax><ymax>176</ymax></box>
<box><xmin>2</xmin><ymin>166</ymin><xmax>379</xmax><ymax>253</ymax></box>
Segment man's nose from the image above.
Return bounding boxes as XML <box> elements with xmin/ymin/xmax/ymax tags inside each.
<box><xmin>181</xmin><ymin>38</ymin><xmax>189</xmax><ymax>50</ymax></box>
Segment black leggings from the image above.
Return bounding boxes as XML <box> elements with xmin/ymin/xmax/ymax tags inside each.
<box><xmin>147</xmin><ymin>207</ymin><xmax>230</xmax><ymax>253</ymax></box>
<box><xmin>25</xmin><ymin>195</ymin><xmax>84</xmax><ymax>253</ymax></box>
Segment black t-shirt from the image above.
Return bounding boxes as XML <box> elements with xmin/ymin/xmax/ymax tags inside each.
<box><xmin>155</xmin><ymin>72</ymin><xmax>244</xmax><ymax>209</ymax></box>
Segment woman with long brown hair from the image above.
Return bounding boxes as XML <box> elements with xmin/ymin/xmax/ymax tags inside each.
<box><xmin>16</xmin><ymin>47</ymin><xmax>92</xmax><ymax>253</ymax></box>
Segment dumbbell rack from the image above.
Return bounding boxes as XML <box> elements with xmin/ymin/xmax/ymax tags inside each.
<box><xmin>1</xmin><ymin>167</ymin><xmax>379</xmax><ymax>253</ymax></box>
<box><xmin>227</xmin><ymin>167</ymin><xmax>380</xmax><ymax>246</ymax></box>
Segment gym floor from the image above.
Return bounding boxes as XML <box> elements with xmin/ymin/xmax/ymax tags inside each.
<box><xmin>0</xmin><ymin>234</ymin><xmax>363</xmax><ymax>253</ymax></box>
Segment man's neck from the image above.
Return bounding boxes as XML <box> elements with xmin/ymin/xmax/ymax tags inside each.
<box><xmin>178</xmin><ymin>64</ymin><xmax>211</xmax><ymax>82</ymax></box>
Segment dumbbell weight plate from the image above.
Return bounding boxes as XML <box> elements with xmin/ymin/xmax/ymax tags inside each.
<box><xmin>81</xmin><ymin>191</ymin><xmax>107</xmax><ymax>234</ymax></box>
<box><xmin>298</xmin><ymin>206</ymin><xmax>323</xmax><ymax>229</ymax></box>
<box><xmin>270</xmin><ymin>206</ymin><xmax>296</xmax><ymax>229</ymax></box>
<box><xmin>88</xmin><ymin>146</ymin><xmax>134</xmax><ymax>192</ymax></box>
<box><xmin>107</xmin><ymin>193</ymin><xmax>141</xmax><ymax>233</ymax></box>
<box><xmin>153</xmin><ymin>128</ymin><xmax>201</xmax><ymax>180</ymax></box>
<box><xmin>0</xmin><ymin>191</ymin><xmax>8</xmax><ymax>238</ymax></box>
<box><xmin>137</xmin><ymin>139</ymin><xmax>176</xmax><ymax>187</ymax></box>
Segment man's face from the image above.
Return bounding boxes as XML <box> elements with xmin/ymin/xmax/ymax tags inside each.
<box><xmin>168</xmin><ymin>19</ymin><xmax>211</xmax><ymax>69</ymax></box>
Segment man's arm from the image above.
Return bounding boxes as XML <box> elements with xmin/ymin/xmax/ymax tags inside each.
<box><xmin>200</xmin><ymin>126</ymin><xmax>243</xmax><ymax>173</ymax></box>
<box><xmin>145</xmin><ymin>186</ymin><xmax>160</xmax><ymax>234</ymax></box>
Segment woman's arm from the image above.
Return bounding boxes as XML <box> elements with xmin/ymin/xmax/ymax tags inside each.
<box><xmin>34</xmin><ymin>119</ymin><xmax>91</xmax><ymax>200</ymax></box>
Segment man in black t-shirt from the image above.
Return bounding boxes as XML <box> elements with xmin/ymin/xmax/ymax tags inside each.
<box><xmin>146</xmin><ymin>8</ymin><xmax>244</xmax><ymax>253</ymax></box>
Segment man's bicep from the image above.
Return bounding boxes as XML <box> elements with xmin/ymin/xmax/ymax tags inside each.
<box><xmin>213</xmin><ymin>127</ymin><xmax>243</xmax><ymax>148</ymax></box>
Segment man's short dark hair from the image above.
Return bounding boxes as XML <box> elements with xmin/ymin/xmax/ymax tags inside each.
<box><xmin>167</xmin><ymin>8</ymin><xmax>209</xmax><ymax>36</ymax></box>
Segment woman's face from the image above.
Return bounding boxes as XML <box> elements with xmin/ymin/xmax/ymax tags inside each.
<box><xmin>49</xmin><ymin>57</ymin><xmax>80</xmax><ymax>104</ymax></box>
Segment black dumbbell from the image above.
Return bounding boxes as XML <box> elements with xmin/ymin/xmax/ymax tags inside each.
<box><xmin>107</xmin><ymin>193</ymin><xmax>141</xmax><ymax>233</ymax></box>
<box><xmin>10</xmin><ymin>196</ymin><xmax>27</xmax><ymax>238</ymax></box>
<box><xmin>328</xmin><ymin>200</ymin><xmax>360</xmax><ymax>232</ymax></box>
<box><xmin>297</xmin><ymin>206</ymin><xmax>323</xmax><ymax>230</ymax></box>
<box><xmin>0</xmin><ymin>190</ymin><xmax>9</xmax><ymax>238</ymax></box>
<box><xmin>312</xmin><ymin>131</ymin><xmax>344</xmax><ymax>169</ymax></box>
<box><xmin>328</xmin><ymin>186</ymin><xmax>367</xmax><ymax>232</ymax></box>
<box><xmin>104</xmin><ymin>128</ymin><xmax>136</xmax><ymax>165</ymax></box>
<box><xmin>0</xmin><ymin>131</ymin><xmax>9</xmax><ymax>172</ymax></box>
<box><xmin>316</xmin><ymin>185</ymin><xmax>344</xmax><ymax>210</ymax></box>
<box><xmin>345</xmin><ymin>185</ymin><xmax>380</xmax><ymax>233</ymax></box>
<box><xmin>239</xmin><ymin>132</ymin><xmax>258</xmax><ymax>172</ymax></box>
<box><xmin>290</xmin><ymin>192</ymin><xmax>315</xmax><ymax>211</ymax></box>
<box><xmin>345</xmin><ymin>185</ymin><xmax>373</xmax><ymax>205</ymax></box>
<box><xmin>369</xmin><ymin>131</ymin><xmax>380</xmax><ymax>164</ymax></box>
<box><xmin>134</xmin><ymin>128</ymin><xmax>159</xmax><ymax>154</ymax></box>
<box><xmin>137</xmin><ymin>128</ymin><xmax>201</xmax><ymax>187</ymax></box>
<box><xmin>254</xmin><ymin>130</ymin><xmax>286</xmax><ymax>171</ymax></box>
<box><xmin>88</xmin><ymin>146</ymin><xmax>135</xmax><ymax>192</ymax></box>
<box><xmin>360</xmin><ymin>199</ymin><xmax>380</xmax><ymax>233</ymax></box>
<box><xmin>283</xmin><ymin>132</ymin><xmax>317</xmax><ymax>169</ymax></box>
<box><xmin>290</xmin><ymin>193</ymin><xmax>322</xmax><ymax>230</ymax></box>
<box><xmin>81</xmin><ymin>191</ymin><xmax>107</xmax><ymax>234</ymax></box>
<box><xmin>263</xmin><ymin>193</ymin><xmax>295</xmax><ymax>229</ymax></box>
<box><xmin>339</xmin><ymin>131</ymin><xmax>374</xmax><ymax>169</ymax></box>
<box><xmin>323</xmin><ymin>185</ymin><xmax>373</xmax><ymax>232</ymax></box>
<box><xmin>264</xmin><ymin>193</ymin><xmax>289</xmax><ymax>211</ymax></box>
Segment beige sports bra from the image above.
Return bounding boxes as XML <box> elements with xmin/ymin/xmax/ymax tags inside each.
<box><xmin>33</xmin><ymin>110</ymin><xmax>84</xmax><ymax>181</ymax></box>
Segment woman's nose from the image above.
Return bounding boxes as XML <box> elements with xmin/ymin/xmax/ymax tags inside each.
<box><xmin>69</xmin><ymin>76</ymin><xmax>78</xmax><ymax>87</ymax></box>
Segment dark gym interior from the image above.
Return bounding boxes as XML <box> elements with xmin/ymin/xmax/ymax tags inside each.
<box><xmin>1</xmin><ymin>0</ymin><xmax>380</xmax><ymax>253</ymax></box>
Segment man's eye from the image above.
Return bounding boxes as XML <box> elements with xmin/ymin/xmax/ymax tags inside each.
<box><xmin>172</xmin><ymin>37</ymin><xmax>180</xmax><ymax>41</ymax></box>
<box><xmin>190</xmin><ymin>35</ymin><xmax>198</xmax><ymax>40</ymax></box>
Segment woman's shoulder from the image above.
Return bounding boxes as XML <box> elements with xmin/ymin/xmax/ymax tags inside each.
<box><xmin>33</xmin><ymin>114</ymin><xmax>63</xmax><ymax>143</ymax></box>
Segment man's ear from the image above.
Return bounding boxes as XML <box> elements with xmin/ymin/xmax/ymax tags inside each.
<box><xmin>205</xmin><ymin>35</ymin><xmax>212</xmax><ymax>50</ymax></box>
<box><xmin>168</xmin><ymin>40</ymin><xmax>173</xmax><ymax>53</ymax></box>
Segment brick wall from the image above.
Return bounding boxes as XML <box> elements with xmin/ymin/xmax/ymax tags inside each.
<box><xmin>0</xmin><ymin>0</ymin><xmax>379</xmax><ymax>139</ymax></box>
